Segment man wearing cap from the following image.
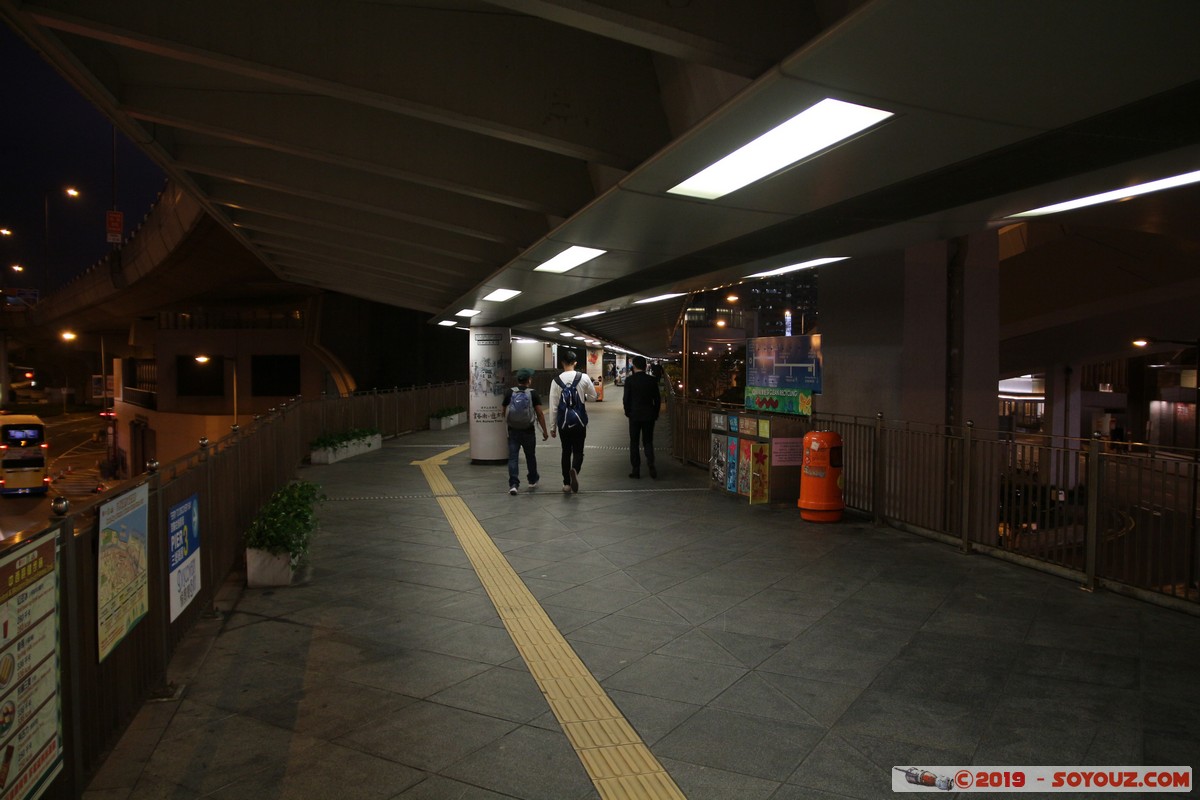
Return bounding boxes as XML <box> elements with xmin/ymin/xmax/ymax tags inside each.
<box><xmin>502</xmin><ymin>368</ymin><xmax>549</xmax><ymax>495</ymax></box>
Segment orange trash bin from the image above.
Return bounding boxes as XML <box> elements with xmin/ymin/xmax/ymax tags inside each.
<box><xmin>798</xmin><ymin>430</ymin><xmax>844</xmax><ymax>522</ymax></box>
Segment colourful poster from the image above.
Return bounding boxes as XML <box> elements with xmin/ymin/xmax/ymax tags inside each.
<box><xmin>727</xmin><ymin>415</ymin><xmax>739</xmax><ymax>433</ymax></box>
<box><xmin>710</xmin><ymin>434</ymin><xmax>726</xmax><ymax>486</ymax></box>
<box><xmin>744</xmin><ymin>386</ymin><xmax>814</xmax><ymax>416</ymax></box>
<box><xmin>738</xmin><ymin>439</ymin><xmax>752</xmax><ymax>496</ymax></box>
<box><xmin>0</xmin><ymin>530</ymin><xmax>63</xmax><ymax>800</ymax></box>
<box><xmin>98</xmin><ymin>483</ymin><xmax>150</xmax><ymax>661</ymax></box>
<box><xmin>711</xmin><ymin>413</ymin><xmax>726</xmax><ymax>431</ymax></box>
<box><xmin>726</xmin><ymin>437</ymin><xmax>738</xmax><ymax>493</ymax></box>
<box><xmin>168</xmin><ymin>495</ymin><xmax>202</xmax><ymax>623</ymax></box>
<box><xmin>758</xmin><ymin>418</ymin><xmax>771</xmax><ymax>438</ymax></box>
<box><xmin>741</xmin><ymin>417</ymin><xmax>759</xmax><ymax>438</ymax></box>
<box><xmin>750</xmin><ymin>443</ymin><xmax>771</xmax><ymax>504</ymax></box>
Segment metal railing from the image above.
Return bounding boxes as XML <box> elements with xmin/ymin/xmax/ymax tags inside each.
<box><xmin>670</xmin><ymin>400</ymin><xmax>1199</xmax><ymax>612</ymax></box>
<box><xmin>4</xmin><ymin>382</ymin><xmax>467</xmax><ymax>799</ymax></box>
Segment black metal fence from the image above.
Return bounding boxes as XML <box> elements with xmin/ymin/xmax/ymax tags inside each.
<box><xmin>4</xmin><ymin>383</ymin><xmax>467</xmax><ymax>799</ymax></box>
<box><xmin>670</xmin><ymin>400</ymin><xmax>1200</xmax><ymax>612</ymax></box>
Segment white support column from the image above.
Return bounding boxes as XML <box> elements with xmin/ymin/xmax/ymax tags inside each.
<box><xmin>468</xmin><ymin>327</ymin><xmax>511</xmax><ymax>464</ymax></box>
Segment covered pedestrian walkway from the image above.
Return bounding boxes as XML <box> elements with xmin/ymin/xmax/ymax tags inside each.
<box><xmin>85</xmin><ymin>386</ymin><xmax>1200</xmax><ymax>799</ymax></box>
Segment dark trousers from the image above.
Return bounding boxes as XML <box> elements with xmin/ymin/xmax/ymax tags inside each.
<box><xmin>559</xmin><ymin>425</ymin><xmax>586</xmax><ymax>483</ymax></box>
<box><xmin>507</xmin><ymin>428</ymin><xmax>539</xmax><ymax>488</ymax></box>
<box><xmin>628</xmin><ymin>419</ymin><xmax>656</xmax><ymax>472</ymax></box>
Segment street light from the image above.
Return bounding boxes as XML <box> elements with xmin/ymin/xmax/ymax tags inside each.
<box><xmin>195</xmin><ymin>354</ymin><xmax>238</xmax><ymax>431</ymax></box>
<box><xmin>43</xmin><ymin>186</ymin><xmax>82</xmax><ymax>294</ymax></box>
<box><xmin>1133</xmin><ymin>336</ymin><xmax>1200</xmax><ymax>597</ymax></box>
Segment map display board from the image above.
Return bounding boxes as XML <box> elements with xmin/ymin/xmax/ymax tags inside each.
<box><xmin>167</xmin><ymin>495</ymin><xmax>201</xmax><ymax>623</ymax></box>
<box><xmin>745</xmin><ymin>335</ymin><xmax>821</xmax><ymax>416</ymax></box>
<box><xmin>0</xmin><ymin>530</ymin><xmax>63</xmax><ymax>800</ymax></box>
<box><xmin>98</xmin><ymin>484</ymin><xmax>150</xmax><ymax>661</ymax></box>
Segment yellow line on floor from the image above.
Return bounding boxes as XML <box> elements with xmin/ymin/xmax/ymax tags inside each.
<box><xmin>414</xmin><ymin>446</ymin><xmax>687</xmax><ymax>800</ymax></box>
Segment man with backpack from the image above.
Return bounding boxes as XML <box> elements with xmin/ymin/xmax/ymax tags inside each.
<box><xmin>549</xmin><ymin>350</ymin><xmax>598</xmax><ymax>493</ymax></box>
<box><xmin>502</xmin><ymin>368</ymin><xmax>549</xmax><ymax>495</ymax></box>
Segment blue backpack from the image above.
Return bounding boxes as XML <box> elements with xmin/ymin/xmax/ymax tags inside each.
<box><xmin>554</xmin><ymin>374</ymin><xmax>588</xmax><ymax>429</ymax></box>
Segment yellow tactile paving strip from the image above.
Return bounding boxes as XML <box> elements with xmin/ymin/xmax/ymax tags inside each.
<box><xmin>415</xmin><ymin>446</ymin><xmax>687</xmax><ymax>800</ymax></box>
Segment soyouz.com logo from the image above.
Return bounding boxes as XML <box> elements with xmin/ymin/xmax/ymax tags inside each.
<box><xmin>892</xmin><ymin>766</ymin><xmax>1192</xmax><ymax>792</ymax></box>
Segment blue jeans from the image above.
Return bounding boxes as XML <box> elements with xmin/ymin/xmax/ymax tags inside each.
<box><xmin>507</xmin><ymin>427</ymin><xmax>539</xmax><ymax>488</ymax></box>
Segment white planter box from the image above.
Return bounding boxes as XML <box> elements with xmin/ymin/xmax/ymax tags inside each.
<box><xmin>429</xmin><ymin>413</ymin><xmax>465</xmax><ymax>430</ymax></box>
<box><xmin>311</xmin><ymin>433</ymin><xmax>383</xmax><ymax>464</ymax></box>
<box><xmin>246</xmin><ymin>548</ymin><xmax>295</xmax><ymax>588</ymax></box>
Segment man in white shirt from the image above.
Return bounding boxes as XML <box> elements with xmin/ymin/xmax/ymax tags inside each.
<box><xmin>548</xmin><ymin>350</ymin><xmax>598</xmax><ymax>493</ymax></box>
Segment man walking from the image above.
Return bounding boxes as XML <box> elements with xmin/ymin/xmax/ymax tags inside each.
<box><xmin>549</xmin><ymin>350</ymin><xmax>597</xmax><ymax>493</ymax></box>
<box><xmin>502</xmin><ymin>368</ymin><xmax>548</xmax><ymax>495</ymax></box>
<box><xmin>623</xmin><ymin>355</ymin><xmax>661</xmax><ymax>478</ymax></box>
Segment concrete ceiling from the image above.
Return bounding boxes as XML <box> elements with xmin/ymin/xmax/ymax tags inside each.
<box><xmin>4</xmin><ymin>0</ymin><xmax>1200</xmax><ymax>363</ymax></box>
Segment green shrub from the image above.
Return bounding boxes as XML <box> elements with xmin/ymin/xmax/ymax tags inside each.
<box><xmin>244</xmin><ymin>480</ymin><xmax>325</xmax><ymax>562</ymax></box>
<box><xmin>431</xmin><ymin>406</ymin><xmax>466</xmax><ymax>419</ymax></box>
<box><xmin>310</xmin><ymin>427</ymin><xmax>380</xmax><ymax>451</ymax></box>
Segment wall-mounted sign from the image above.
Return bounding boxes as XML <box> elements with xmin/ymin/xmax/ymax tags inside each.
<box><xmin>745</xmin><ymin>335</ymin><xmax>821</xmax><ymax>416</ymax></box>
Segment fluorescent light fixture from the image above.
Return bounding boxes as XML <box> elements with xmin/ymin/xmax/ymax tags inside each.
<box><xmin>534</xmin><ymin>245</ymin><xmax>606</xmax><ymax>273</ymax></box>
<box><xmin>745</xmin><ymin>256</ymin><xmax>848</xmax><ymax>279</ymax></box>
<box><xmin>1008</xmin><ymin>169</ymin><xmax>1200</xmax><ymax>218</ymax></box>
<box><xmin>437</xmin><ymin>320</ymin><xmax>457</xmax><ymax>326</ymax></box>
<box><xmin>634</xmin><ymin>293</ymin><xmax>685</xmax><ymax>304</ymax></box>
<box><xmin>667</xmin><ymin>98</ymin><xmax>893</xmax><ymax>200</ymax></box>
<box><xmin>573</xmin><ymin>335</ymin><xmax>586</xmax><ymax>339</ymax></box>
<box><xmin>455</xmin><ymin>308</ymin><xmax>481</xmax><ymax>317</ymax></box>
<box><xmin>482</xmin><ymin>288</ymin><xmax>521</xmax><ymax>302</ymax></box>
<box><xmin>573</xmin><ymin>310</ymin><xmax>605</xmax><ymax>319</ymax></box>
<box><xmin>541</xmin><ymin>326</ymin><xmax>560</xmax><ymax>332</ymax></box>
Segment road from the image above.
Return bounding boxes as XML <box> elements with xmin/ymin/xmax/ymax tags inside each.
<box><xmin>1</xmin><ymin>411</ymin><xmax>117</xmax><ymax>539</ymax></box>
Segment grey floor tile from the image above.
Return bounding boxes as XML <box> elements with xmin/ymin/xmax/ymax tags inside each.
<box><xmin>711</xmin><ymin>672</ymin><xmax>861</xmax><ymax>729</ymax></box>
<box><xmin>340</xmin><ymin>649</ymin><xmax>493</xmax><ymax>698</ymax></box>
<box><xmin>657</xmin><ymin>757</ymin><xmax>781</xmax><ymax>800</ymax></box>
<box><xmin>603</xmin><ymin>653</ymin><xmax>746</xmax><ymax>705</ymax></box>
<box><xmin>654</xmin><ymin>707</ymin><xmax>824</xmax><ymax>782</ymax></box>
<box><xmin>757</xmin><ymin>641</ymin><xmax>896</xmax><ymax>687</ymax></box>
<box><xmin>539</xmin><ymin>584</ymin><xmax>646</xmax><ymax>614</ymax></box>
<box><xmin>787</xmin><ymin>731</ymin><xmax>968</xmax><ymax>800</ymax></box>
<box><xmin>397</xmin><ymin>775</ymin><xmax>520</xmax><ymax>799</ymax></box>
<box><xmin>442</xmin><ymin>725</ymin><xmax>598</xmax><ymax>800</ymax></box>
<box><xmin>830</xmin><ymin>689</ymin><xmax>985</xmax><ymax>756</ymax></box>
<box><xmin>333</xmin><ymin>700</ymin><xmax>518</xmax><ymax>772</ymax></box>
<box><xmin>207</xmin><ymin>741</ymin><xmax>426</xmax><ymax>799</ymax></box>
<box><xmin>243</xmin><ymin>677</ymin><xmax>418</xmax><ymax>740</ymax></box>
<box><xmin>566</xmin><ymin>613</ymin><xmax>690</xmax><ymax>653</ymax></box>
<box><xmin>607</xmin><ymin>689</ymin><xmax>701</xmax><ymax>746</ymax></box>
<box><xmin>428</xmin><ymin>665</ymin><xmax>551</xmax><ymax>723</ymax></box>
<box><xmin>1013</xmin><ymin>643</ymin><xmax>1139</xmax><ymax>688</ymax></box>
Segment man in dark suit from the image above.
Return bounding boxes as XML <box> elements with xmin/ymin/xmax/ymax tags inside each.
<box><xmin>622</xmin><ymin>356</ymin><xmax>661</xmax><ymax>478</ymax></box>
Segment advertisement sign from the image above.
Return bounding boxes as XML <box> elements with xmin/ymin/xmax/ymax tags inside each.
<box><xmin>750</xmin><ymin>443</ymin><xmax>771</xmax><ymax>505</ymax></box>
<box><xmin>468</xmin><ymin>328</ymin><xmax>512</xmax><ymax>462</ymax></box>
<box><xmin>0</xmin><ymin>530</ymin><xmax>63</xmax><ymax>800</ymax></box>
<box><xmin>167</xmin><ymin>495</ymin><xmax>202</xmax><ymax>622</ymax></box>
<box><xmin>98</xmin><ymin>484</ymin><xmax>150</xmax><ymax>661</ymax></box>
<box><xmin>745</xmin><ymin>335</ymin><xmax>821</xmax><ymax>416</ymax></box>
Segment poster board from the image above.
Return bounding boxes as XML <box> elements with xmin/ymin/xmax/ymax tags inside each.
<box><xmin>0</xmin><ymin>530</ymin><xmax>63</xmax><ymax>800</ymax></box>
<box><xmin>745</xmin><ymin>335</ymin><xmax>821</xmax><ymax>416</ymax></box>
<box><xmin>98</xmin><ymin>484</ymin><xmax>150</xmax><ymax>661</ymax></box>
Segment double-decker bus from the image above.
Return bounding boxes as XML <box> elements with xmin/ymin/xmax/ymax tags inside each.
<box><xmin>0</xmin><ymin>415</ymin><xmax>50</xmax><ymax>495</ymax></box>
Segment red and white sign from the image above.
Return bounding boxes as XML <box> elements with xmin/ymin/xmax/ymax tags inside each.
<box><xmin>105</xmin><ymin>211</ymin><xmax>124</xmax><ymax>244</ymax></box>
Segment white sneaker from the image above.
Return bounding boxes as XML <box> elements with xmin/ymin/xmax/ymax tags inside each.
<box><xmin>562</xmin><ymin>484</ymin><xmax>571</xmax><ymax>493</ymax></box>
<box><xmin>509</xmin><ymin>487</ymin><xmax>518</xmax><ymax>495</ymax></box>
<box><xmin>528</xmin><ymin>481</ymin><xmax>538</xmax><ymax>489</ymax></box>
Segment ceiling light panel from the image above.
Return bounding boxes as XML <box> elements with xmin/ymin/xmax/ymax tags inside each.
<box><xmin>634</xmin><ymin>293</ymin><xmax>686</xmax><ymax>304</ymax></box>
<box><xmin>533</xmin><ymin>245</ymin><xmax>607</xmax><ymax>273</ymax></box>
<box><xmin>744</xmin><ymin>256</ymin><xmax>848</xmax><ymax>278</ymax></box>
<box><xmin>455</xmin><ymin>309</ymin><xmax>481</xmax><ymax>317</ymax></box>
<box><xmin>1008</xmin><ymin>169</ymin><xmax>1200</xmax><ymax>217</ymax></box>
<box><xmin>482</xmin><ymin>288</ymin><xmax>522</xmax><ymax>302</ymax></box>
<box><xmin>668</xmin><ymin>98</ymin><xmax>894</xmax><ymax>200</ymax></box>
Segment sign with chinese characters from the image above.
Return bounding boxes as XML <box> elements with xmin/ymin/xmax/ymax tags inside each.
<box><xmin>98</xmin><ymin>484</ymin><xmax>150</xmax><ymax>661</ymax></box>
<box><xmin>168</xmin><ymin>495</ymin><xmax>202</xmax><ymax>622</ymax></box>
<box><xmin>0</xmin><ymin>530</ymin><xmax>63</xmax><ymax>800</ymax></box>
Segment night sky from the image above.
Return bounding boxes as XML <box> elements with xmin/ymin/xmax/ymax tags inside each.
<box><xmin>1</xmin><ymin>24</ymin><xmax>167</xmax><ymax>298</ymax></box>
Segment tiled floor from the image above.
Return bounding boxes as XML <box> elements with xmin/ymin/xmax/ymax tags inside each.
<box><xmin>84</xmin><ymin>386</ymin><xmax>1200</xmax><ymax>799</ymax></box>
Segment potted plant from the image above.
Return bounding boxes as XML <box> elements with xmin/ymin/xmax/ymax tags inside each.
<box><xmin>429</xmin><ymin>405</ymin><xmax>467</xmax><ymax>430</ymax></box>
<box><xmin>244</xmin><ymin>480</ymin><xmax>324</xmax><ymax>587</ymax></box>
<box><xmin>310</xmin><ymin>427</ymin><xmax>382</xmax><ymax>464</ymax></box>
